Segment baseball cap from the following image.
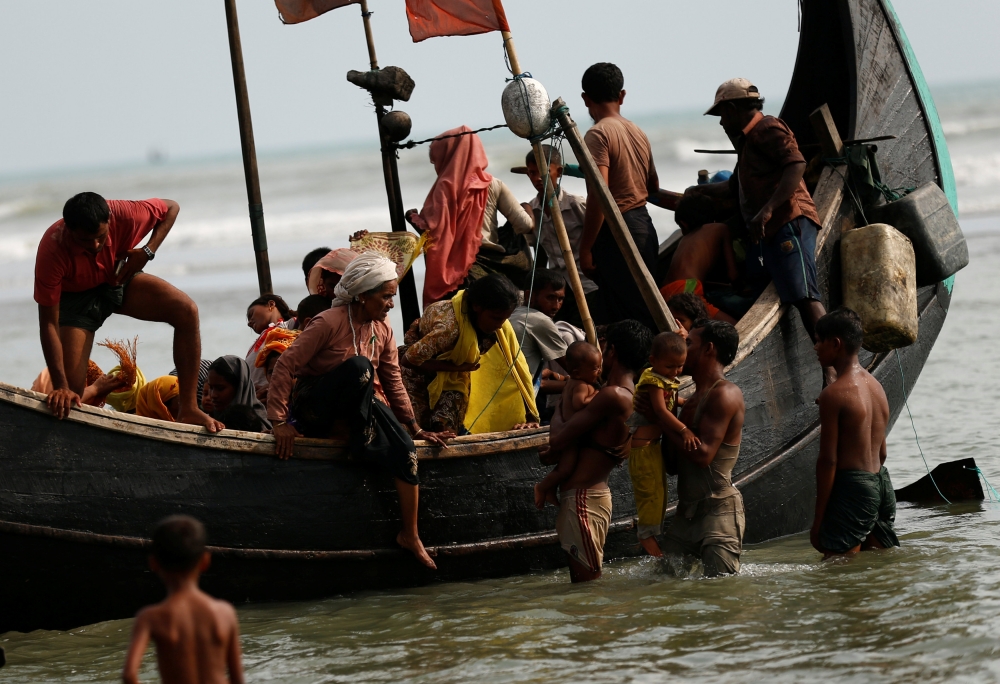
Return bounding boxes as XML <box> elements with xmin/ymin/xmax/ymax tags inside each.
<box><xmin>705</xmin><ymin>78</ymin><xmax>761</xmax><ymax>115</ymax></box>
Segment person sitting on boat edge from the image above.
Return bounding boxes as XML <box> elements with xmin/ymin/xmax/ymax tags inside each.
<box><xmin>245</xmin><ymin>293</ymin><xmax>295</xmax><ymax>399</ymax></box>
<box><xmin>400</xmin><ymin>272</ymin><xmax>539</xmax><ymax>435</ymax></box>
<box><xmin>687</xmin><ymin>79</ymin><xmax>829</xmax><ymax>371</ymax></box>
<box><xmin>31</xmin><ymin>359</ymin><xmax>128</xmax><ymax>409</ymax></box>
<box><xmin>578</xmin><ymin>62</ymin><xmax>664</xmax><ymax>331</ymax></box>
<box><xmin>202</xmin><ymin>356</ymin><xmax>271</xmax><ymax>432</ymax></box>
<box><xmin>268</xmin><ymin>253</ymin><xmax>452</xmax><ymax>569</ymax></box>
<box><xmin>405</xmin><ymin>126</ymin><xmax>534</xmax><ymax>306</ymax></box>
<box><xmin>522</xmin><ymin>145</ymin><xmax>602</xmax><ymax>327</ymax></box>
<box><xmin>542</xmin><ymin>319</ymin><xmax>654</xmax><ymax>582</ymax></box>
<box><xmin>33</xmin><ymin>192</ymin><xmax>221</xmax><ymax>431</ymax></box>
<box><xmin>639</xmin><ymin>319</ymin><xmax>746</xmax><ymax>576</ymax></box>
<box><xmin>811</xmin><ymin>308</ymin><xmax>900</xmax><ymax>558</ymax></box>
<box><xmin>122</xmin><ymin>515</ymin><xmax>244</xmax><ymax>684</ymax></box>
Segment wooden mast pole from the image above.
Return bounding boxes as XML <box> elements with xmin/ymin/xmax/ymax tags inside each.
<box><xmin>501</xmin><ymin>33</ymin><xmax>598</xmax><ymax>345</ymax></box>
<box><xmin>551</xmin><ymin>97</ymin><xmax>679</xmax><ymax>333</ymax></box>
<box><xmin>224</xmin><ymin>0</ymin><xmax>273</xmax><ymax>295</ymax></box>
<box><xmin>358</xmin><ymin>0</ymin><xmax>421</xmax><ymax>329</ymax></box>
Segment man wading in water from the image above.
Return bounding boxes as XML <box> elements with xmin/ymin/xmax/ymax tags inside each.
<box><xmin>34</xmin><ymin>192</ymin><xmax>221</xmax><ymax>431</ymax></box>
<box><xmin>542</xmin><ymin>320</ymin><xmax>653</xmax><ymax>582</ymax></box>
<box><xmin>811</xmin><ymin>308</ymin><xmax>899</xmax><ymax>556</ymax></box>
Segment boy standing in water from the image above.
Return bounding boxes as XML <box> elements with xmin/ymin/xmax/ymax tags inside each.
<box><xmin>811</xmin><ymin>308</ymin><xmax>900</xmax><ymax>556</ymax></box>
<box><xmin>123</xmin><ymin>515</ymin><xmax>244</xmax><ymax>684</ymax></box>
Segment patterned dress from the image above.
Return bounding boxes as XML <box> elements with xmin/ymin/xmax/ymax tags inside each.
<box><xmin>400</xmin><ymin>300</ymin><xmax>496</xmax><ymax>433</ymax></box>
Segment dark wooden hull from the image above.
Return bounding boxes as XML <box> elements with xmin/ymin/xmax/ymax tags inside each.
<box><xmin>0</xmin><ymin>0</ymin><xmax>959</xmax><ymax>633</ymax></box>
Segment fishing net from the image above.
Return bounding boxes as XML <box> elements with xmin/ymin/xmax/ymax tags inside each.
<box><xmin>98</xmin><ymin>337</ymin><xmax>138</xmax><ymax>389</ymax></box>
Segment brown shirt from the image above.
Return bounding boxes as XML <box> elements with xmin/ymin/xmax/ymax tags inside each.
<box><xmin>267</xmin><ymin>306</ymin><xmax>414</xmax><ymax>424</ymax></box>
<box><xmin>731</xmin><ymin>112</ymin><xmax>820</xmax><ymax>238</ymax></box>
<box><xmin>584</xmin><ymin>116</ymin><xmax>655</xmax><ymax>213</ymax></box>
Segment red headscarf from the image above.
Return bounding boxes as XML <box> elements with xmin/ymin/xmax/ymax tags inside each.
<box><xmin>417</xmin><ymin>126</ymin><xmax>492</xmax><ymax>305</ymax></box>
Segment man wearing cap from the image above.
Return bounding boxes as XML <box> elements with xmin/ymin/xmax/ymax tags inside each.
<box><xmin>690</xmin><ymin>78</ymin><xmax>827</xmax><ymax>350</ymax></box>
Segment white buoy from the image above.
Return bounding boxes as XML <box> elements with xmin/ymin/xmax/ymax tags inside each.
<box><xmin>501</xmin><ymin>78</ymin><xmax>551</xmax><ymax>139</ymax></box>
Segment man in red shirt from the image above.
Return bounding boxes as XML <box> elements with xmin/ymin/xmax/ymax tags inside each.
<box><xmin>34</xmin><ymin>192</ymin><xmax>222</xmax><ymax>431</ymax></box>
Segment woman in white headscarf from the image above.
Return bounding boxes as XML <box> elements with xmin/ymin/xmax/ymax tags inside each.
<box><xmin>267</xmin><ymin>252</ymin><xmax>452</xmax><ymax>570</ymax></box>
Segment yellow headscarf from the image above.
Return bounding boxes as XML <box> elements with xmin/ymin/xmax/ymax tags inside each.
<box><xmin>106</xmin><ymin>365</ymin><xmax>147</xmax><ymax>413</ymax></box>
<box><xmin>135</xmin><ymin>375</ymin><xmax>179</xmax><ymax>422</ymax></box>
<box><xmin>464</xmin><ymin>318</ymin><xmax>538</xmax><ymax>434</ymax></box>
<box><xmin>427</xmin><ymin>290</ymin><xmax>482</xmax><ymax>409</ymax></box>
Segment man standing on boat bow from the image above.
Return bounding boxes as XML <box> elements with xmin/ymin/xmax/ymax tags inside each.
<box><xmin>34</xmin><ymin>192</ymin><xmax>222</xmax><ymax>431</ymax></box>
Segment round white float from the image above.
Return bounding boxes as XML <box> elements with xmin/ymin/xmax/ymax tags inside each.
<box><xmin>501</xmin><ymin>77</ymin><xmax>551</xmax><ymax>139</ymax></box>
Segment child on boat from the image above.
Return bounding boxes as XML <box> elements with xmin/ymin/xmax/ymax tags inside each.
<box><xmin>533</xmin><ymin>341</ymin><xmax>603</xmax><ymax>509</ymax></box>
<box><xmin>666</xmin><ymin>292</ymin><xmax>708</xmax><ymax>334</ymax></box>
<box><xmin>628</xmin><ymin>331</ymin><xmax>700</xmax><ymax>556</ymax></box>
<box><xmin>122</xmin><ymin>515</ymin><xmax>244</xmax><ymax>684</ymax></box>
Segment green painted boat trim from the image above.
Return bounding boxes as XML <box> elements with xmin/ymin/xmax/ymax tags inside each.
<box><xmin>880</xmin><ymin>0</ymin><xmax>957</xmax><ymax>294</ymax></box>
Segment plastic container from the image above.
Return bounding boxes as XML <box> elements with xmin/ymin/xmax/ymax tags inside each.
<box><xmin>866</xmin><ymin>182</ymin><xmax>968</xmax><ymax>286</ymax></box>
<box><xmin>841</xmin><ymin>223</ymin><xmax>918</xmax><ymax>352</ymax></box>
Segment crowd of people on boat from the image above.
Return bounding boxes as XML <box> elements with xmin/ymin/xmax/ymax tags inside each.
<box><xmin>31</xmin><ymin>63</ymin><xmax>898</xmax><ymax>579</ymax></box>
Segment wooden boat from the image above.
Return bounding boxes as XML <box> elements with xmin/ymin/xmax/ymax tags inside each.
<box><xmin>0</xmin><ymin>0</ymin><xmax>963</xmax><ymax>633</ymax></box>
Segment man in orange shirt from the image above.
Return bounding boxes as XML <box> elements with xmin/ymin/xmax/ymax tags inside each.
<box><xmin>34</xmin><ymin>192</ymin><xmax>222</xmax><ymax>431</ymax></box>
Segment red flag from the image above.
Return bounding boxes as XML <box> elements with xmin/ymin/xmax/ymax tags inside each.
<box><xmin>275</xmin><ymin>0</ymin><xmax>357</xmax><ymax>25</ymax></box>
<box><xmin>405</xmin><ymin>0</ymin><xmax>510</xmax><ymax>42</ymax></box>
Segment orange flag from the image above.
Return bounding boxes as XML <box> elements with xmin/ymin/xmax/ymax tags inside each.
<box><xmin>405</xmin><ymin>0</ymin><xmax>510</xmax><ymax>42</ymax></box>
<box><xmin>275</xmin><ymin>0</ymin><xmax>357</xmax><ymax>24</ymax></box>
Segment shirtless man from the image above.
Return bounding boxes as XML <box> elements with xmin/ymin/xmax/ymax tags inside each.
<box><xmin>542</xmin><ymin>319</ymin><xmax>654</xmax><ymax>582</ymax></box>
<box><xmin>811</xmin><ymin>308</ymin><xmax>900</xmax><ymax>556</ymax></box>
<box><xmin>646</xmin><ymin>320</ymin><xmax>746</xmax><ymax>576</ymax></box>
<box><xmin>123</xmin><ymin>515</ymin><xmax>244</xmax><ymax>684</ymax></box>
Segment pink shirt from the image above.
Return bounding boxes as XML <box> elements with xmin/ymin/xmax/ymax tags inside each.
<box><xmin>266</xmin><ymin>306</ymin><xmax>415</xmax><ymax>424</ymax></box>
<box><xmin>33</xmin><ymin>199</ymin><xmax>168</xmax><ymax>307</ymax></box>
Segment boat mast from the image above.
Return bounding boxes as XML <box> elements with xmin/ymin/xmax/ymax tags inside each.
<box><xmin>357</xmin><ymin>0</ymin><xmax>422</xmax><ymax>329</ymax></box>
<box><xmin>224</xmin><ymin>0</ymin><xmax>273</xmax><ymax>296</ymax></box>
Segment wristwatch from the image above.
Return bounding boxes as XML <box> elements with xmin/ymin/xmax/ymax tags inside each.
<box><xmin>142</xmin><ymin>245</ymin><xmax>155</xmax><ymax>261</ymax></box>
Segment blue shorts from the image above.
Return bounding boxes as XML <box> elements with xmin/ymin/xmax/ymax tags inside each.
<box><xmin>746</xmin><ymin>216</ymin><xmax>821</xmax><ymax>305</ymax></box>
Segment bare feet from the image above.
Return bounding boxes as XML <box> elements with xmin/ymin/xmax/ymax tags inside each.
<box><xmin>178</xmin><ymin>406</ymin><xmax>224</xmax><ymax>433</ymax></box>
<box><xmin>397</xmin><ymin>531</ymin><xmax>437</xmax><ymax>569</ymax></box>
<box><xmin>639</xmin><ymin>536</ymin><xmax>663</xmax><ymax>557</ymax></box>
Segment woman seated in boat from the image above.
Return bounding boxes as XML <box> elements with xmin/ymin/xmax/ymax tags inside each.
<box><xmin>31</xmin><ymin>360</ymin><xmax>129</xmax><ymax>409</ymax></box>
<box><xmin>135</xmin><ymin>376</ymin><xmax>183</xmax><ymax>422</ymax></box>
<box><xmin>400</xmin><ymin>273</ymin><xmax>539</xmax><ymax>435</ymax></box>
<box><xmin>245</xmin><ymin>294</ymin><xmax>295</xmax><ymax>399</ymax></box>
<box><xmin>267</xmin><ymin>253</ymin><xmax>452</xmax><ymax>569</ymax></box>
<box><xmin>404</xmin><ymin>126</ymin><xmax>535</xmax><ymax>305</ymax></box>
<box><xmin>201</xmin><ymin>356</ymin><xmax>272</xmax><ymax>432</ymax></box>
<box><xmin>306</xmin><ymin>248</ymin><xmax>357</xmax><ymax>299</ymax></box>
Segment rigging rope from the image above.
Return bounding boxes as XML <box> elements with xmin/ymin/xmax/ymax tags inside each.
<box><xmin>397</xmin><ymin>124</ymin><xmax>508</xmax><ymax>150</ymax></box>
<box><xmin>895</xmin><ymin>349</ymin><xmax>951</xmax><ymax>504</ymax></box>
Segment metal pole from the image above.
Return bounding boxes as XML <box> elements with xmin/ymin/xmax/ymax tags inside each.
<box><xmin>358</xmin><ymin>0</ymin><xmax>421</xmax><ymax>329</ymax></box>
<box><xmin>224</xmin><ymin>0</ymin><xmax>272</xmax><ymax>295</ymax></box>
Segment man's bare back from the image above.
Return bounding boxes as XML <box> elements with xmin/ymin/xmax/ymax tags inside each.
<box><xmin>818</xmin><ymin>365</ymin><xmax>889</xmax><ymax>473</ymax></box>
<box><xmin>664</xmin><ymin>222</ymin><xmax>734</xmax><ymax>283</ymax></box>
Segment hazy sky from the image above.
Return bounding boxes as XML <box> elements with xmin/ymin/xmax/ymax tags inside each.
<box><xmin>1</xmin><ymin>0</ymin><xmax>997</xmax><ymax>176</ymax></box>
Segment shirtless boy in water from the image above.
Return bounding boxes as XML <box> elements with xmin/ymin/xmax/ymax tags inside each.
<box><xmin>542</xmin><ymin>320</ymin><xmax>654</xmax><ymax>582</ymax></box>
<box><xmin>123</xmin><ymin>515</ymin><xmax>244</xmax><ymax>684</ymax></box>
<box><xmin>811</xmin><ymin>308</ymin><xmax>900</xmax><ymax>557</ymax></box>
<box><xmin>534</xmin><ymin>341</ymin><xmax>603</xmax><ymax>509</ymax></box>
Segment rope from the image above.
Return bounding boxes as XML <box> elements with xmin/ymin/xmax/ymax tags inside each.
<box><xmin>895</xmin><ymin>349</ymin><xmax>950</xmax><ymax>504</ymax></box>
<box><xmin>397</xmin><ymin>124</ymin><xmax>509</xmax><ymax>150</ymax></box>
<box><xmin>466</xmin><ymin>136</ymin><xmax>565</xmax><ymax>431</ymax></box>
<box><xmin>965</xmin><ymin>466</ymin><xmax>1000</xmax><ymax>502</ymax></box>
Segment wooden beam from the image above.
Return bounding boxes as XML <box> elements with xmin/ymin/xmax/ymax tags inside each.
<box><xmin>809</xmin><ymin>103</ymin><xmax>843</xmax><ymax>159</ymax></box>
<box><xmin>550</xmin><ymin>98</ymin><xmax>679</xmax><ymax>333</ymax></box>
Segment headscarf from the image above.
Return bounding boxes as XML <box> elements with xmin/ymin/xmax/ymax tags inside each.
<box><xmin>254</xmin><ymin>327</ymin><xmax>300</xmax><ymax>367</ymax></box>
<box><xmin>135</xmin><ymin>375</ymin><xmax>180</xmax><ymax>422</ymax></box>
<box><xmin>332</xmin><ymin>252</ymin><xmax>398</xmax><ymax>307</ymax></box>
<box><xmin>106</xmin><ymin>364</ymin><xmax>148</xmax><ymax>412</ymax></box>
<box><xmin>417</xmin><ymin>126</ymin><xmax>493</xmax><ymax>305</ymax></box>
<box><xmin>32</xmin><ymin>360</ymin><xmax>103</xmax><ymax>395</ymax></box>
<box><xmin>208</xmin><ymin>355</ymin><xmax>272</xmax><ymax>430</ymax></box>
<box><xmin>307</xmin><ymin>248</ymin><xmax>358</xmax><ymax>295</ymax></box>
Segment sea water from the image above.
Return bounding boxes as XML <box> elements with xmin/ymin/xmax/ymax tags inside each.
<box><xmin>2</xmin><ymin>85</ymin><xmax>1000</xmax><ymax>681</ymax></box>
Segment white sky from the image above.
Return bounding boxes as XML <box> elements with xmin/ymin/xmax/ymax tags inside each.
<box><xmin>0</xmin><ymin>0</ymin><xmax>996</xmax><ymax>176</ymax></box>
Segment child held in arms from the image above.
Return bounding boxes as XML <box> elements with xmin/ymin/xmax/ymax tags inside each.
<box><xmin>534</xmin><ymin>341</ymin><xmax>604</xmax><ymax>508</ymax></box>
<box><xmin>627</xmin><ymin>331</ymin><xmax>700</xmax><ymax>556</ymax></box>
<box><xmin>122</xmin><ymin>515</ymin><xmax>244</xmax><ymax>684</ymax></box>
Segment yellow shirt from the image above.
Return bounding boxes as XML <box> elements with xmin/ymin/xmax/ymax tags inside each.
<box><xmin>634</xmin><ymin>368</ymin><xmax>680</xmax><ymax>411</ymax></box>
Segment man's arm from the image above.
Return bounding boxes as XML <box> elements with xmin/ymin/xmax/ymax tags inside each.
<box><xmin>879</xmin><ymin>438</ymin><xmax>887</xmax><ymax>466</ymax></box>
<box><xmin>748</xmin><ymin>162</ymin><xmax>805</xmax><ymax>242</ymax></box>
<box><xmin>121</xmin><ymin>611</ymin><xmax>151</xmax><ymax>684</ymax></box>
<box><xmin>38</xmin><ymin>303</ymin><xmax>80</xmax><ymax>419</ymax></box>
<box><xmin>811</xmin><ymin>390</ymin><xmax>840</xmax><ymax>552</ymax></box>
<box><xmin>116</xmin><ymin>200</ymin><xmax>180</xmax><ymax>285</ymax></box>
<box><xmin>686</xmin><ymin>180</ymin><xmax>731</xmax><ymax>200</ymax></box>
<box><xmin>548</xmin><ymin>385</ymin><xmax>630</xmax><ymax>451</ymax></box>
<box><xmin>579</xmin><ymin>165</ymin><xmax>611</xmax><ymax>276</ymax></box>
